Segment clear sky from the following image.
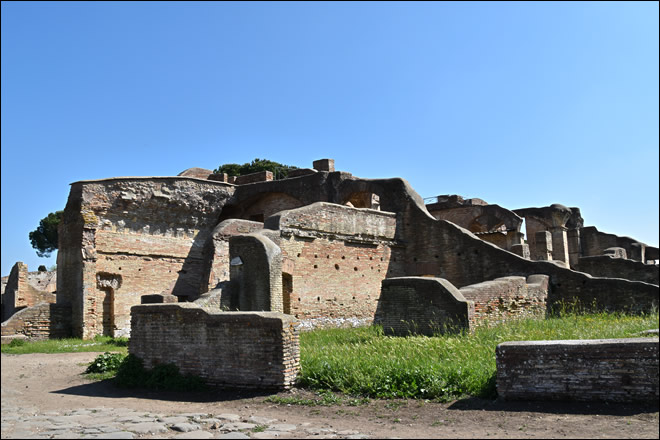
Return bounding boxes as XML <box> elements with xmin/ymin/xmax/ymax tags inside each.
<box><xmin>2</xmin><ymin>1</ymin><xmax>658</xmax><ymax>277</ymax></box>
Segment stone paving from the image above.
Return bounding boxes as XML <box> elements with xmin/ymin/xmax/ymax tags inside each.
<box><xmin>1</xmin><ymin>404</ymin><xmax>373</xmax><ymax>439</ymax></box>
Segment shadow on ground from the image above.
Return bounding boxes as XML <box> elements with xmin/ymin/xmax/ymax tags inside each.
<box><xmin>448</xmin><ymin>396</ymin><xmax>660</xmax><ymax>416</ymax></box>
<box><xmin>52</xmin><ymin>379</ymin><xmax>275</xmax><ymax>403</ymax></box>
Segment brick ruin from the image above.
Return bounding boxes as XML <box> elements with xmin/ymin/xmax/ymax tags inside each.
<box><xmin>0</xmin><ymin>263</ymin><xmax>67</xmax><ymax>341</ymax></box>
<box><xmin>2</xmin><ymin>158</ymin><xmax>659</xmax><ymax>342</ymax></box>
<box><xmin>496</xmin><ymin>338</ymin><xmax>659</xmax><ymax>402</ymax></box>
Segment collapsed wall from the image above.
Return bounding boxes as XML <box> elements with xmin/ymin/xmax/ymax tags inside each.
<box><xmin>575</xmin><ymin>255</ymin><xmax>659</xmax><ymax>285</ymax></box>
<box><xmin>399</xmin><ymin>199</ymin><xmax>659</xmax><ymax>314</ymax></box>
<box><xmin>2</xmin><ymin>262</ymin><xmax>57</xmax><ymax>322</ymax></box>
<box><xmin>580</xmin><ymin>226</ymin><xmax>657</xmax><ymax>263</ymax></box>
<box><xmin>1</xmin><ymin>302</ymin><xmax>71</xmax><ymax>340</ymax></box>
<box><xmin>425</xmin><ymin>195</ymin><xmax>526</xmax><ymax>255</ymax></box>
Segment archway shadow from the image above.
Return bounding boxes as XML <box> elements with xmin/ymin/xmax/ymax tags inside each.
<box><xmin>447</xmin><ymin>396</ymin><xmax>659</xmax><ymax>416</ymax></box>
<box><xmin>52</xmin><ymin>379</ymin><xmax>277</xmax><ymax>403</ymax></box>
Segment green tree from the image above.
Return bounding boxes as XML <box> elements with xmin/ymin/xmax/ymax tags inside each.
<box><xmin>29</xmin><ymin>211</ymin><xmax>63</xmax><ymax>258</ymax></box>
<box><xmin>213</xmin><ymin>158</ymin><xmax>298</xmax><ymax>180</ymax></box>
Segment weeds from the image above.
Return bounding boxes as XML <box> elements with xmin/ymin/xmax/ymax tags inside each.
<box><xmin>112</xmin><ymin>354</ymin><xmax>207</xmax><ymax>391</ymax></box>
<box><xmin>298</xmin><ymin>311</ymin><xmax>658</xmax><ymax>401</ymax></box>
<box><xmin>264</xmin><ymin>390</ymin><xmax>351</xmax><ymax>406</ymax></box>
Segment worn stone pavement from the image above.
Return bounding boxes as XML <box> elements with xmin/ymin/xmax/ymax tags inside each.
<box><xmin>1</xmin><ymin>405</ymin><xmax>372</xmax><ymax>439</ymax></box>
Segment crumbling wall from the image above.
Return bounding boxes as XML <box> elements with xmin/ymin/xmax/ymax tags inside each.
<box><xmin>580</xmin><ymin>226</ymin><xmax>651</xmax><ymax>262</ymax></box>
<box><xmin>55</xmin><ymin>159</ymin><xmax>658</xmax><ymax>340</ymax></box>
<box><xmin>1</xmin><ymin>302</ymin><xmax>71</xmax><ymax>340</ymax></box>
<box><xmin>425</xmin><ymin>197</ymin><xmax>525</xmax><ymax>253</ymax></box>
<box><xmin>459</xmin><ymin>275</ymin><xmax>548</xmax><ymax>325</ymax></box>
<box><xmin>576</xmin><ymin>256</ymin><xmax>659</xmax><ymax>285</ymax></box>
<box><xmin>375</xmin><ymin>275</ymin><xmax>548</xmax><ymax>336</ymax></box>
<box><xmin>264</xmin><ymin>202</ymin><xmax>406</xmax><ymax>329</ymax></box>
<box><xmin>399</xmin><ymin>202</ymin><xmax>659</xmax><ymax>314</ymax></box>
<box><xmin>59</xmin><ymin>177</ymin><xmax>234</xmax><ymax>338</ymax></box>
<box><xmin>27</xmin><ymin>270</ymin><xmax>57</xmax><ymax>294</ymax></box>
<box><xmin>496</xmin><ymin>338</ymin><xmax>659</xmax><ymax>402</ymax></box>
<box><xmin>376</xmin><ymin>277</ymin><xmax>474</xmax><ymax>336</ymax></box>
<box><xmin>2</xmin><ymin>262</ymin><xmax>57</xmax><ymax>322</ymax></box>
<box><xmin>130</xmin><ymin>304</ymin><xmax>299</xmax><ymax>390</ymax></box>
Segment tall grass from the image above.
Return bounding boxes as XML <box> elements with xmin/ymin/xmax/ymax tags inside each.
<box><xmin>299</xmin><ymin>311</ymin><xmax>658</xmax><ymax>401</ymax></box>
<box><xmin>1</xmin><ymin>335</ymin><xmax>129</xmax><ymax>355</ymax></box>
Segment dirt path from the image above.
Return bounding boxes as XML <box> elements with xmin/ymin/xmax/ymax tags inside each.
<box><xmin>2</xmin><ymin>352</ymin><xmax>658</xmax><ymax>439</ymax></box>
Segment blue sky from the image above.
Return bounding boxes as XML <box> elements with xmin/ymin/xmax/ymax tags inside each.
<box><xmin>2</xmin><ymin>1</ymin><xmax>658</xmax><ymax>276</ymax></box>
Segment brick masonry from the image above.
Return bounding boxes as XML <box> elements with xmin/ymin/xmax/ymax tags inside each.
<box><xmin>376</xmin><ymin>275</ymin><xmax>548</xmax><ymax>336</ymax></box>
<box><xmin>57</xmin><ymin>177</ymin><xmax>234</xmax><ymax>338</ymax></box>
<box><xmin>376</xmin><ymin>277</ymin><xmax>473</xmax><ymax>336</ymax></box>
<box><xmin>262</xmin><ymin>203</ymin><xmax>406</xmax><ymax>329</ymax></box>
<box><xmin>130</xmin><ymin>304</ymin><xmax>299</xmax><ymax>390</ymax></box>
<box><xmin>2</xmin><ymin>262</ymin><xmax>57</xmax><ymax>322</ymax></box>
<box><xmin>496</xmin><ymin>337</ymin><xmax>659</xmax><ymax>402</ymax></box>
<box><xmin>1</xmin><ymin>302</ymin><xmax>71</xmax><ymax>340</ymax></box>
<box><xmin>575</xmin><ymin>255</ymin><xmax>659</xmax><ymax>285</ymax></box>
<box><xmin>47</xmin><ymin>160</ymin><xmax>658</xmax><ymax>341</ymax></box>
<box><xmin>459</xmin><ymin>275</ymin><xmax>548</xmax><ymax>326</ymax></box>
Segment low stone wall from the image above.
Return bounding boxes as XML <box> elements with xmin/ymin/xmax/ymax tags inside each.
<box><xmin>576</xmin><ymin>256</ymin><xmax>659</xmax><ymax>285</ymax></box>
<box><xmin>130</xmin><ymin>304</ymin><xmax>299</xmax><ymax>390</ymax></box>
<box><xmin>459</xmin><ymin>275</ymin><xmax>548</xmax><ymax>326</ymax></box>
<box><xmin>496</xmin><ymin>338</ymin><xmax>659</xmax><ymax>402</ymax></box>
<box><xmin>1</xmin><ymin>302</ymin><xmax>72</xmax><ymax>340</ymax></box>
<box><xmin>376</xmin><ymin>277</ymin><xmax>473</xmax><ymax>336</ymax></box>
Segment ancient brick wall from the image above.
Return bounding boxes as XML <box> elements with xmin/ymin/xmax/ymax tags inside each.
<box><xmin>201</xmin><ymin>219</ymin><xmax>264</xmax><ymax>293</ymax></box>
<box><xmin>27</xmin><ymin>270</ymin><xmax>57</xmax><ymax>294</ymax></box>
<box><xmin>241</xmin><ymin>192</ymin><xmax>303</xmax><ymax>223</ymax></box>
<box><xmin>459</xmin><ymin>275</ymin><xmax>548</xmax><ymax>326</ymax></box>
<box><xmin>400</xmin><ymin>206</ymin><xmax>659</xmax><ymax>314</ymax></box>
<box><xmin>496</xmin><ymin>338</ymin><xmax>659</xmax><ymax>402</ymax></box>
<box><xmin>234</xmin><ymin>170</ymin><xmax>274</xmax><ymax>185</ymax></box>
<box><xmin>59</xmin><ymin>177</ymin><xmax>234</xmax><ymax>338</ymax></box>
<box><xmin>376</xmin><ymin>277</ymin><xmax>474</xmax><ymax>336</ymax></box>
<box><xmin>2</xmin><ymin>263</ymin><xmax>57</xmax><ymax>322</ymax></box>
<box><xmin>264</xmin><ymin>203</ymin><xmax>406</xmax><ymax>329</ymax></box>
<box><xmin>130</xmin><ymin>304</ymin><xmax>299</xmax><ymax>390</ymax></box>
<box><xmin>1</xmin><ymin>302</ymin><xmax>72</xmax><ymax>340</ymax></box>
<box><xmin>229</xmin><ymin>233</ymin><xmax>283</xmax><ymax>312</ymax></box>
<box><xmin>475</xmin><ymin>231</ymin><xmax>512</xmax><ymax>250</ymax></box>
<box><xmin>580</xmin><ymin>226</ymin><xmax>648</xmax><ymax>262</ymax></box>
<box><xmin>576</xmin><ymin>256</ymin><xmax>659</xmax><ymax>285</ymax></box>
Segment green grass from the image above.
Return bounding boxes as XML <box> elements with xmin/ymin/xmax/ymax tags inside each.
<box><xmin>1</xmin><ymin>335</ymin><xmax>129</xmax><ymax>355</ymax></box>
<box><xmin>298</xmin><ymin>311</ymin><xmax>658</xmax><ymax>401</ymax></box>
<box><xmin>4</xmin><ymin>310</ymin><xmax>656</xmax><ymax>402</ymax></box>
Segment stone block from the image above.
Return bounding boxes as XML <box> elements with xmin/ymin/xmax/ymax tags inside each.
<box><xmin>312</xmin><ymin>159</ymin><xmax>335</xmax><ymax>172</ymax></box>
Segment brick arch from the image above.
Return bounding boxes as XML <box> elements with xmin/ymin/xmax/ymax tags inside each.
<box><xmin>220</xmin><ymin>192</ymin><xmax>304</xmax><ymax>223</ymax></box>
<box><xmin>468</xmin><ymin>213</ymin><xmax>507</xmax><ymax>233</ymax></box>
